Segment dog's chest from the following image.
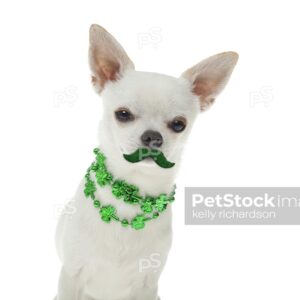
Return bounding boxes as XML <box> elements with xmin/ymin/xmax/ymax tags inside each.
<box><xmin>83</xmin><ymin>212</ymin><xmax>172</xmax><ymax>299</ymax></box>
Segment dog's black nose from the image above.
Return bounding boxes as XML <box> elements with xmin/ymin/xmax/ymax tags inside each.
<box><xmin>141</xmin><ymin>130</ymin><xmax>163</xmax><ymax>148</ymax></box>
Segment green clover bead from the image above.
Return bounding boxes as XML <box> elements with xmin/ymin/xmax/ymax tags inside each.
<box><xmin>131</xmin><ymin>215</ymin><xmax>146</xmax><ymax>230</ymax></box>
<box><xmin>100</xmin><ymin>205</ymin><xmax>116</xmax><ymax>223</ymax></box>
<box><xmin>123</xmin><ymin>186</ymin><xmax>139</xmax><ymax>203</ymax></box>
<box><xmin>93</xmin><ymin>200</ymin><xmax>101</xmax><ymax>208</ymax></box>
<box><xmin>84</xmin><ymin>180</ymin><xmax>96</xmax><ymax>197</ymax></box>
<box><xmin>154</xmin><ymin>194</ymin><xmax>168</xmax><ymax>212</ymax></box>
<box><xmin>124</xmin><ymin>184</ymin><xmax>138</xmax><ymax>196</ymax></box>
<box><xmin>112</xmin><ymin>180</ymin><xmax>139</xmax><ymax>203</ymax></box>
<box><xmin>121</xmin><ymin>219</ymin><xmax>129</xmax><ymax>227</ymax></box>
<box><xmin>96</xmin><ymin>169</ymin><xmax>113</xmax><ymax>186</ymax></box>
<box><xmin>112</xmin><ymin>180</ymin><xmax>124</xmax><ymax>198</ymax></box>
<box><xmin>96</xmin><ymin>152</ymin><xmax>106</xmax><ymax>165</ymax></box>
<box><xmin>141</xmin><ymin>200</ymin><xmax>153</xmax><ymax>213</ymax></box>
<box><xmin>91</xmin><ymin>163</ymin><xmax>99</xmax><ymax>171</ymax></box>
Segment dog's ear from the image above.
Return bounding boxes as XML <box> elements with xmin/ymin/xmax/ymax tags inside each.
<box><xmin>89</xmin><ymin>24</ymin><xmax>135</xmax><ymax>93</ymax></box>
<box><xmin>181</xmin><ymin>52</ymin><xmax>238</xmax><ymax>111</ymax></box>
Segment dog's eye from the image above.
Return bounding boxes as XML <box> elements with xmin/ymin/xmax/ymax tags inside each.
<box><xmin>168</xmin><ymin>117</ymin><xmax>186</xmax><ymax>133</ymax></box>
<box><xmin>115</xmin><ymin>108</ymin><xmax>134</xmax><ymax>122</ymax></box>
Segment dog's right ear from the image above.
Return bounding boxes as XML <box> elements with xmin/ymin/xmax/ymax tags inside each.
<box><xmin>89</xmin><ymin>24</ymin><xmax>135</xmax><ymax>93</ymax></box>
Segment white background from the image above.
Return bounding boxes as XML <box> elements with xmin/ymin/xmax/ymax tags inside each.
<box><xmin>0</xmin><ymin>1</ymin><xmax>299</xmax><ymax>299</ymax></box>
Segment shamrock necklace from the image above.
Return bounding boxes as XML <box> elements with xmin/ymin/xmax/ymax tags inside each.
<box><xmin>84</xmin><ymin>148</ymin><xmax>176</xmax><ymax>230</ymax></box>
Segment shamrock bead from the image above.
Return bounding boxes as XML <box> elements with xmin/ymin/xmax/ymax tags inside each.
<box><xmin>112</xmin><ymin>180</ymin><xmax>140</xmax><ymax>203</ymax></box>
<box><xmin>141</xmin><ymin>200</ymin><xmax>153</xmax><ymax>213</ymax></box>
<box><xmin>93</xmin><ymin>200</ymin><xmax>100</xmax><ymax>208</ymax></box>
<box><xmin>154</xmin><ymin>194</ymin><xmax>168</xmax><ymax>212</ymax></box>
<box><xmin>91</xmin><ymin>163</ymin><xmax>99</xmax><ymax>171</ymax></box>
<box><xmin>100</xmin><ymin>205</ymin><xmax>116</xmax><ymax>223</ymax></box>
<box><xmin>84</xmin><ymin>180</ymin><xmax>96</xmax><ymax>197</ymax></box>
<box><xmin>96</xmin><ymin>152</ymin><xmax>106</xmax><ymax>165</ymax></box>
<box><xmin>124</xmin><ymin>184</ymin><xmax>138</xmax><ymax>195</ymax></box>
<box><xmin>96</xmin><ymin>169</ymin><xmax>113</xmax><ymax>186</ymax></box>
<box><xmin>123</xmin><ymin>184</ymin><xmax>139</xmax><ymax>203</ymax></box>
<box><xmin>112</xmin><ymin>180</ymin><xmax>124</xmax><ymax>198</ymax></box>
<box><xmin>131</xmin><ymin>215</ymin><xmax>146</xmax><ymax>230</ymax></box>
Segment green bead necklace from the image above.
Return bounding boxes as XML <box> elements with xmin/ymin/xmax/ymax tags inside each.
<box><xmin>84</xmin><ymin>148</ymin><xmax>176</xmax><ymax>230</ymax></box>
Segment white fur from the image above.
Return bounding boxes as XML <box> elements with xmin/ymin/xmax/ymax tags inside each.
<box><xmin>55</xmin><ymin>24</ymin><xmax>238</xmax><ymax>300</ymax></box>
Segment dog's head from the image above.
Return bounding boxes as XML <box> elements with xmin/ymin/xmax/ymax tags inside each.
<box><xmin>89</xmin><ymin>24</ymin><xmax>238</xmax><ymax>168</ymax></box>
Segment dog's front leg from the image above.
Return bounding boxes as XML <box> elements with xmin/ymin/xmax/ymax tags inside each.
<box><xmin>132</xmin><ymin>285</ymin><xmax>160</xmax><ymax>300</ymax></box>
<box><xmin>56</xmin><ymin>267</ymin><xmax>85</xmax><ymax>300</ymax></box>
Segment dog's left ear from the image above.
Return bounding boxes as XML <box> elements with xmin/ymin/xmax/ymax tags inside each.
<box><xmin>181</xmin><ymin>52</ymin><xmax>238</xmax><ymax>111</ymax></box>
<box><xmin>89</xmin><ymin>24</ymin><xmax>135</xmax><ymax>93</ymax></box>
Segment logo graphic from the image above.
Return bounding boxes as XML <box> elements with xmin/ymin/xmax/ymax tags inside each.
<box><xmin>185</xmin><ymin>187</ymin><xmax>300</xmax><ymax>225</ymax></box>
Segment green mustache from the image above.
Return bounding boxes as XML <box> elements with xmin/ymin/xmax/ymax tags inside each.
<box><xmin>123</xmin><ymin>148</ymin><xmax>175</xmax><ymax>169</ymax></box>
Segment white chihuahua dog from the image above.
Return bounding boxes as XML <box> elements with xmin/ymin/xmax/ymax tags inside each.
<box><xmin>55</xmin><ymin>24</ymin><xmax>238</xmax><ymax>300</ymax></box>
